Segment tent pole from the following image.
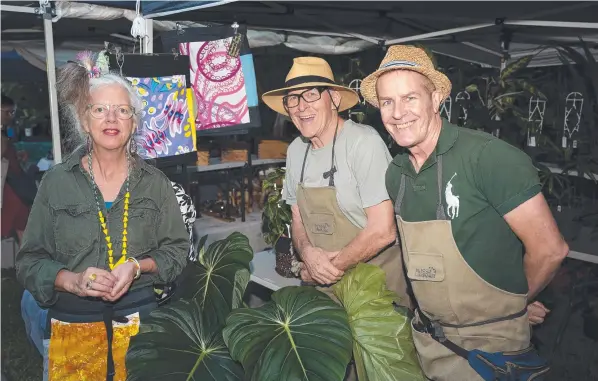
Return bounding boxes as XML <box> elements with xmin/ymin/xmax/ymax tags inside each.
<box><xmin>140</xmin><ymin>18</ymin><xmax>153</xmax><ymax>54</ymax></box>
<box><xmin>385</xmin><ymin>23</ymin><xmax>494</xmax><ymax>45</ymax></box>
<box><xmin>504</xmin><ymin>20</ymin><xmax>598</xmax><ymax>29</ymax></box>
<box><xmin>1</xmin><ymin>5</ymin><xmax>37</xmax><ymax>13</ymax></box>
<box><xmin>41</xmin><ymin>4</ymin><xmax>62</xmax><ymax>163</ymax></box>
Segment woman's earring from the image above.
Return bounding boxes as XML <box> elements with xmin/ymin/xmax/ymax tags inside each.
<box><xmin>129</xmin><ymin>137</ymin><xmax>138</xmax><ymax>155</ymax></box>
<box><xmin>86</xmin><ymin>134</ymin><xmax>92</xmax><ymax>153</ymax></box>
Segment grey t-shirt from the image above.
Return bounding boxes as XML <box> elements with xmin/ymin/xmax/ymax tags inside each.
<box><xmin>282</xmin><ymin>120</ymin><xmax>392</xmax><ymax>229</ymax></box>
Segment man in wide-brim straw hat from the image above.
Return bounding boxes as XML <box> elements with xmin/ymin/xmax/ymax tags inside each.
<box><xmin>263</xmin><ymin>56</ymin><xmax>415</xmax><ymax>379</ymax></box>
<box><xmin>362</xmin><ymin>44</ymin><xmax>568</xmax><ymax>380</ymax></box>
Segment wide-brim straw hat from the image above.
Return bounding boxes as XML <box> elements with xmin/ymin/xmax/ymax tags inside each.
<box><xmin>262</xmin><ymin>57</ymin><xmax>359</xmax><ymax>115</ymax></box>
<box><xmin>361</xmin><ymin>45</ymin><xmax>452</xmax><ymax>108</ymax></box>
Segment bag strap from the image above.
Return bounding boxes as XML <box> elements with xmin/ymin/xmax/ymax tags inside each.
<box><xmin>415</xmin><ymin>309</ymin><xmax>469</xmax><ymax>359</ymax></box>
<box><xmin>414</xmin><ymin>306</ymin><xmax>528</xmax><ymax>360</ymax></box>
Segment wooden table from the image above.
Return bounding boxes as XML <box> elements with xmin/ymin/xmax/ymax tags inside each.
<box><xmin>249</xmin><ymin>250</ymin><xmax>301</xmax><ymax>291</ymax></box>
<box><xmin>568</xmin><ymin>250</ymin><xmax>598</xmax><ymax>264</ymax></box>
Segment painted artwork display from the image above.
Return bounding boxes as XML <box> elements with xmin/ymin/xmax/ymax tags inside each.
<box><xmin>181</xmin><ymin>38</ymin><xmax>251</xmax><ymax>130</ymax></box>
<box><xmin>126</xmin><ymin>75</ymin><xmax>197</xmax><ymax>159</ymax></box>
<box><xmin>160</xmin><ymin>25</ymin><xmax>261</xmax><ymax>136</ymax></box>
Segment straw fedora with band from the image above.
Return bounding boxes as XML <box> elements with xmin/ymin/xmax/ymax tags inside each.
<box><xmin>360</xmin><ymin>45</ymin><xmax>452</xmax><ymax>109</ymax></box>
<box><xmin>262</xmin><ymin>57</ymin><xmax>359</xmax><ymax>116</ymax></box>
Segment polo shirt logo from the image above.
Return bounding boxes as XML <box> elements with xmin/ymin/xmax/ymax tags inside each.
<box><xmin>445</xmin><ymin>172</ymin><xmax>460</xmax><ymax>219</ymax></box>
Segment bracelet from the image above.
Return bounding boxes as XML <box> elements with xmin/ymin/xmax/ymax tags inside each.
<box><xmin>127</xmin><ymin>257</ymin><xmax>141</xmax><ymax>280</ymax></box>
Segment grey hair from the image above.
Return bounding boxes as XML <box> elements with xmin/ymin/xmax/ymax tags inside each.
<box><xmin>56</xmin><ymin>63</ymin><xmax>142</xmax><ymax>154</ymax></box>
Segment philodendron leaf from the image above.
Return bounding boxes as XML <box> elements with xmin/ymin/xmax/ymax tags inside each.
<box><xmin>179</xmin><ymin>232</ymin><xmax>253</xmax><ymax>324</ymax></box>
<box><xmin>223</xmin><ymin>286</ymin><xmax>353</xmax><ymax>381</ymax></box>
<box><xmin>126</xmin><ymin>299</ymin><xmax>244</xmax><ymax>381</ymax></box>
<box><xmin>333</xmin><ymin>263</ymin><xmax>425</xmax><ymax>381</ymax></box>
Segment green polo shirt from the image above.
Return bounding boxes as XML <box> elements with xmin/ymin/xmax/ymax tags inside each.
<box><xmin>386</xmin><ymin>120</ymin><xmax>541</xmax><ymax>294</ymax></box>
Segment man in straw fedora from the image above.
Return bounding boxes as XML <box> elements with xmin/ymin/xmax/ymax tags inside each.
<box><xmin>361</xmin><ymin>45</ymin><xmax>568</xmax><ymax>380</ymax></box>
<box><xmin>263</xmin><ymin>56</ymin><xmax>414</xmax><ymax>378</ymax></box>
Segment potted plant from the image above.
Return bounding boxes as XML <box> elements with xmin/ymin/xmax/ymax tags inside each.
<box><xmin>261</xmin><ymin>167</ymin><xmax>295</xmax><ymax>278</ymax></box>
<box><xmin>126</xmin><ymin>232</ymin><xmax>424</xmax><ymax>381</ymax></box>
<box><xmin>457</xmin><ymin>54</ymin><xmax>546</xmax><ymax>149</ymax></box>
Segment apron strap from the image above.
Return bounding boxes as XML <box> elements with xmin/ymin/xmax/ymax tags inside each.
<box><xmin>394</xmin><ymin>154</ymin><xmax>448</xmax><ymax>220</ymax></box>
<box><xmin>436</xmin><ymin>155</ymin><xmax>448</xmax><ymax>221</ymax></box>
<box><xmin>299</xmin><ymin>118</ymin><xmax>340</xmax><ymax>187</ymax></box>
<box><xmin>103</xmin><ymin>304</ymin><xmax>116</xmax><ymax>381</ymax></box>
<box><xmin>299</xmin><ymin>142</ymin><xmax>310</xmax><ymax>184</ymax></box>
<box><xmin>322</xmin><ymin>118</ymin><xmax>339</xmax><ymax>187</ymax></box>
<box><xmin>394</xmin><ymin>174</ymin><xmax>407</xmax><ymax>216</ymax></box>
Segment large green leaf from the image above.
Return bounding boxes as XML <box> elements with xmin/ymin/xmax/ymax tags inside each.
<box><xmin>223</xmin><ymin>286</ymin><xmax>353</xmax><ymax>381</ymax></box>
<box><xmin>126</xmin><ymin>299</ymin><xmax>244</xmax><ymax>381</ymax></box>
<box><xmin>179</xmin><ymin>232</ymin><xmax>253</xmax><ymax>324</ymax></box>
<box><xmin>333</xmin><ymin>263</ymin><xmax>425</xmax><ymax>381</ymax></box>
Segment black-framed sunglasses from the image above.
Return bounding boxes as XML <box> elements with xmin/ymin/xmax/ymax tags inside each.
<box><xmin>282</xmin><ymin>87</ymin><xmax>329</xmax><ymax>109</ymax></box>
<box><xmin>86</xmin><ymin>104</ymin><xmax>136</xmax><ymax>120</ymax></box>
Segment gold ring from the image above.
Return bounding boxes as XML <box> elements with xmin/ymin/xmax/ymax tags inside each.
<box><xmin>89</xmin><ymin>273</ymin><xmax>97</xmax><ymax>281</ymax></box>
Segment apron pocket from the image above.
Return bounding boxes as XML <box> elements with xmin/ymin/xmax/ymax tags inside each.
<box><xmin>309</xmin><ymin>213</ymin><xmax>336</xmax><ymax>235</ymax></box>
<box><xmin>407</xmin><ymin>253</ymin><xmax>445</xmax><ymax>282</ymax></box>
<box><xmin>407</xmin><ymin>253</ymin><xmax>454</xmax><ymax>319</ymax></box>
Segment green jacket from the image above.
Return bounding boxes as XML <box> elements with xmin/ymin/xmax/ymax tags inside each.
<box><xmin>16</xmin><ymin>149</ymin><xmax>189</xmax><ymax>307</ymax></box>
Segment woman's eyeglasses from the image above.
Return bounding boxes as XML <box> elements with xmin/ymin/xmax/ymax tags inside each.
<box><xmin>87</xmin><ymin>104</ymin><xmax>135</xmax><ymax>120</ymax></box>
<box><xmin>1</xmin><ymin>108</ymin><xmax>16</xmax><ymax>116</ymax></box>
<box><xmin>282</xmin><ymin>87</ymin><xmax>328</xmax><ymax>109</ymax></box>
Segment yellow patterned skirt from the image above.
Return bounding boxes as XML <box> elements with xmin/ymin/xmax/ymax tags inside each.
<box><xmin>47</xmin><ymin>312</ymin><xmax>140</xmax><ymax>381</ymax></box>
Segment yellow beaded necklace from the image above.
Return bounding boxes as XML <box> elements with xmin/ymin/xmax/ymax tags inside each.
<box><xmin>88</xmin><ymin>152</ymin><xmax>130</xmax><ymax>270</ymax></box>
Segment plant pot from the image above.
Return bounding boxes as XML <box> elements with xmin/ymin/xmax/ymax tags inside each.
<box><xmin>274</xmin><ymin>236</ymin><xmax>296</xmax><ymax>278</ymax></box>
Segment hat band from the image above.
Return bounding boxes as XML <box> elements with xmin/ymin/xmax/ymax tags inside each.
<box><xmin>381</xmin><ymin>60</ymin><xmax>419</xmax><ymax>69</ymax></box>
<box><xmin>285</xmin><ymin>75</ymin><xmax>336</xmax><ymax>87</ymax></box>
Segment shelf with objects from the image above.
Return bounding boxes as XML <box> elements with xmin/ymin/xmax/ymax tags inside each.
<box><xmin>179</xmin><ymin>142</ymin><xmax>288</xmax><ymax>255</ymax></box>
<box><xmin>163</xmin><ymin>139</ymin><xmax>287</xmax><ymax>224</ymax></box>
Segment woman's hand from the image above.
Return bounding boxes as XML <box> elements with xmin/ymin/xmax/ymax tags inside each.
<box><xmin>104</xmin><ymin>261</ymin><xmax>139</xmax><ymax>302</ymax></box>
<box><xmin>58</xmin><ymin>267</ymin><xmax>117</xmax><ymax>298</ymax></box>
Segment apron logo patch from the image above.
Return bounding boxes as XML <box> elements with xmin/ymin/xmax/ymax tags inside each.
<box><xmin>415</xmin><ymin>266</ymin><xmax>437</xmax><ymax>279</ymax></box>
<box><xmin>313</xmin><ymin>222</ymin><xmax>332</xmax><ymax>234</ymax></box>
<box><xmin>445</xmin><ymin>172</ymin><xmax>460</xmax><ymax>219</ymax></box>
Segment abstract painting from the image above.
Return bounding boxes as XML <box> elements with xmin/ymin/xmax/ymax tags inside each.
<box><xmin>181</xmin><ymin>37</ymin><xmax>252</xmax><ymax>131</ymax></box>
<box><xmin>126</xmin><ymin>75</ymin><xmax>197</xmax><ymax>159</ymax></box>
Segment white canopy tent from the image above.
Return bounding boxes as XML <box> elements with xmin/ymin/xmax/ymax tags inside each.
<box><xmin>2</xmin><ymin>1</ymin><xmax>597</xmax><ymax>162</ymax></box>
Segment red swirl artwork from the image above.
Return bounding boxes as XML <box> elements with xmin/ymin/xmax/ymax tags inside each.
<box><xmin>180</xmin><ymin>38</ymin><xmax>250</xmax><ymax>130</ymax></box>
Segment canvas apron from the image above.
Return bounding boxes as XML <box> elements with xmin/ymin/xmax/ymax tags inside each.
<box><xmin>295</xmin><ymin>141</ymin><xmax>410</xmax><ymax>307</ymax></box>
<box><xmin>44</xmin><ymin>286</ymin><xmax>157</xmax><ymax>381</ymax></box>
<box><xmin>394</xmin><ymin>155</ymin><xmax>530</xmax><ymax>381</ymax></box>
